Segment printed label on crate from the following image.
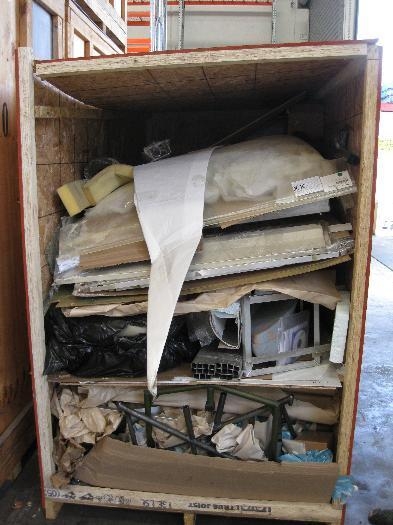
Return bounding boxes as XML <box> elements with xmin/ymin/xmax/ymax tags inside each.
<box><xmin>321</xmin><ymin>170</ymin><xmax>352</xmax><ymax>193</ymax></box>
<box><xmin>291</xmin><ymin>176</ymin><xmax>324</xmax><ymax>197</ymax></box>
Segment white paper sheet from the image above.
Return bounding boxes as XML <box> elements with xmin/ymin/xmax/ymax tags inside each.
<box><xmin>271</xmin><ymin>361</ymin><xmax>341</xmax><ymax>387</ymax></box>
<box><xmin>134</xmin><ymin>149</ymin><xmax>214</xmax><ymax>395</ymax></box>
<box><xmin>329</xmin><ymin>291</ymin><xmax>350</xmax><ymax>364</ymax></box>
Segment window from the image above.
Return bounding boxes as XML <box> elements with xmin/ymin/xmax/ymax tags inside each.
<box><xmin>32</xmin><ymin>1</ymin><xmax>53</xmax><ymax>59</ymax></box>
<box><xmin>73</xmin><ymin>32</ymin><xmax>86</xmax><ymax>58</ymax></box>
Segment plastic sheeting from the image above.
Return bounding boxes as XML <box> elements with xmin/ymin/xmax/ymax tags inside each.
<box><xmin>204</xmin><ymin>136</ymin><xmax>353</xmax><ymax>227</ymax></box>
<box><xmin>205</xmin><ymin>135</ymin><xmax>340</xmax><ymax>204</ymax></box>
<box><xmin>44</xmin><ymin>307</ymin><xmax>198</xmax><ymax>376</ymax></box>
<box><xmin>280</xmin><ymin>449</ymin><xmax>333</xmax><ymax>463</ymax></box>
<box><xmin>133</xmin><ymin>148</ymin><xmax>213</xmax><ymax>395</ymax></box>
<box><xmin>332</xmin><ymin>475</ymin><xmax>358</xmax><ymax>504</ymax></box>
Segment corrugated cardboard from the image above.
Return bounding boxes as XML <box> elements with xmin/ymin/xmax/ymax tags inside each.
<box><xmin>294</xmin><ymin>431</ymin><xmax>334</xmax><ymax>452</ymax></box>
<box><xmin>75</xmin><ymin>437</ymin><xmax>338</xmax><ymax>503</ymax></box>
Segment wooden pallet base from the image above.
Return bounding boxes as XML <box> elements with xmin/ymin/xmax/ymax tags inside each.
<box><xmin>44</xmin><ymin>485</ymin><xmax>342</xmax><ymax>522</ymax></box>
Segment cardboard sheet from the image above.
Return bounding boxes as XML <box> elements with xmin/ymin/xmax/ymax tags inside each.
<box><xmin>133</xmin><ymin>149</ymin><xmax>213</xmax><ymax>394</ymax></box>
<box><xmin>75</xmin><ymin>437</ymin><xmax>339</xmax><ymax>503</ymax></box>
<box><xmin>329</xmin><ymin>291</ymin><xmax>350</xmax><ymax>364</ymax></box>
<box><xmin>271</xmin><ymin>362</ymin><xmax>341</xmax><ymax>389</ymax></box>
<box><xmin>55</xmin><ymin>224</ymin><xmax>352</xmax><ymax>289</ymax></box>
<box><xmin>70</xmin><ymin>255</ymin><xmax>350</xmax><ymax>299</ymax></box>
<box><xmin>177</xmin><ymin>269</ymin><xmax>340</xmax><ymax>312</ymax></box>
<box><xmin>179</xmin><ymin>255</ymin><xmax>351</xmax><ymax>294</ymax></box>
<box><xmin>52</xmin><ymin>287</ymin><xmax>148</xmax><ymax>308</ymax></box>
<box><xmin>62</xmin><ymin>269</ymin><xmax>340</xmax><ymax>318</ymax></box>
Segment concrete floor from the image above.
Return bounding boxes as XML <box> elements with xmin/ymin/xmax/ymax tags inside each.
<box><xmin>372</xmin><ymin>236</ymin><xmax>393</xmax><ymax>272</ymax></box>
<box><xmin>346</xmin><ymin>240</ymin><xmax>393</xmax><ymax>524</ymax></box>
<box><xmin>0</xmin><ymin>239</ymin><xmax>392</xmax><ymax>525</ymax></box>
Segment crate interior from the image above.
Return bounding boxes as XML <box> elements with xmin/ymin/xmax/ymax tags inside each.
<box><xmin>32</xmin><ymin>49</ymin><xmax>369</xmax><ymax>492</ymax></box>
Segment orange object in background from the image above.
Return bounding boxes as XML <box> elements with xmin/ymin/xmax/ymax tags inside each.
<box><xmin>127</xmin><ymin>38</ymin><xmax>151</xmax><ymax>52</ymax></box>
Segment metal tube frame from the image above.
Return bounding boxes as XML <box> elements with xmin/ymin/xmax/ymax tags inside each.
<box><xmin>183</xmin><ymin>405</ymin><xmax>197</xmax><ymax>454</ymax></box>
<box><xmin>150</xmin><ymin>0</ymin><xmax>167</xmax><ymax>51</ymax></box>
<box><xmin>117</xmin><ymin>402</ymin><xmax>234</xmax><ymax>459</ymax></box>
<box><xmin>118</xmin><ymin>386</ymin><xmax>294</xmax><ymax>461</ymax></box>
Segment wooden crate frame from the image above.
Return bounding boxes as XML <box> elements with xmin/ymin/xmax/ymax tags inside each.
<box><xmin>16</xmin><ymin>41</ymin><xmax>381</xmax><ymax>523</ymax></box>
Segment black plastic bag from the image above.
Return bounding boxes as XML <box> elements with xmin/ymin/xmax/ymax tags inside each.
<box><xmin>44</xmin><ymin>306</ymin><xmax>198</xmax><ymax>377</ymax></box>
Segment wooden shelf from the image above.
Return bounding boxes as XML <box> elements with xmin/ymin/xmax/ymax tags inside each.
<box><xmin>34</xmin><ymin>41</ymin><xmax>369</xmax><ymax>112</ymax></box>
<box><xmin>47</xmin><ymin>364</ymin><xmax>341</xmax><ymax>392</ymax></box>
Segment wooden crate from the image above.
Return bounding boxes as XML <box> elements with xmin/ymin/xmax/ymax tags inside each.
<box><xmin>16</xmin><ymin>41</ymin><xmax>381</xmax><ymax>523</ymax></box>
<box><xmin>0</xmin><ymin>0</ymin><xmax>127</xmax><ymax>486</ymax></box>
<box><xmin>0</xmin><ymin>2</ymin><xmax>35</xmax><ymax>485</ymax></box>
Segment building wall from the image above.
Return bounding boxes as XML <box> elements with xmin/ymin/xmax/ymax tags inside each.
<box><xmin>31</xmin><ymin>0</ymin><xmax>127</xmax><ymax>59</ymax></box>
<box><xmin>376</xmin><ymin>111</ymin><xmax>393</xmax><ymax>235</ymax></box>
<box><xmin>127</xmin><ymin>0</ymin><xmax>311</xmax><ymax>52</ymax></box>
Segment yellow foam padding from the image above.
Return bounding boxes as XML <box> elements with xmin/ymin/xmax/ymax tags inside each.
<box><xmin>83</xmin><ymin>164</ymin><xmax>134</xmax><ymax>206</ymax></box>
<box><xmin>57</xmin><ymin>180</ymin><xmax>91</xmax><ymax>217</ymax></box>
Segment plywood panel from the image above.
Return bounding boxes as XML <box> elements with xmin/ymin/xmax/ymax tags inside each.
<box><xmin>37</xmin><ymin>164</ymin><xmax>62</xmax><ymax>217</ymax></box>
<box><xmin>336</xmin><ymin>47</ymin><xmax>382</xmax><ymax>475</ymax></box>
<box><xmin>0</xmin><ymin>2</ymin><xmax>31</xmax><ymax>437</ymax></box>
<box><xmin>60</xmin><ymin>117</ymin><xmax>76</xmax><ymax>163</ymax></box>
<box><xmin>87</xmin><ymin>118</ymin><xmax>107</xmax><ymax>159</ymax></box>
<box><xmin>39</xmin><ymin>212</ymin><xmax>61</xmax><ymax>264</ymax></box>
<box><xmin>0</xmin><ymin>137</ymin><xmax>31</xmax><ymax>435</ymax></box>
<box><xmin>0</xmin><ymin>2</ymin><xmax>36</xmax><ymax>474</ymax></box>
<box><xmin>36</xmin><ymin>60</ymin><xmax>350</xmax><ymax>111</ymax></box>
<box><xmin>44</xmin><ymin>484</ymin><xmax>342</xmax><ymax>522</ymax></box>
<box><xmin>37</xmin><ymin>58</ymin><xmax>352</xmax><ymax>111</ymax></box>
<box><xmin>324</xmin><ymin>71</ymin><xmax>365</xmax><ymax>126</ymax></box>
<box><xmin>35</xmin><ymin>118</ymin><xmax>61</xmax><ymax>164</ymax></box>
<box><xmin>34</xmin><ymin>77</ymin><xmax>104</xmax><ymax>297</ymax></box>
<box><xmin>0</xmin><ymin>1</ymin><xmax>18</xmax><ymax>139</ymax></box>
<box><xmin>0</xmin><ymin>405</ymin><xmax>35</xmax><ymax>485</ymax></box>
<box><xmin>74</xmin><ymin>119</ymin><xmax>89</xmax><ymax>162</ymax></box>
<box><xmin>34</xmin><ymin>42</ymin><xmax>369</xmax><ymax>111</ymax></box>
